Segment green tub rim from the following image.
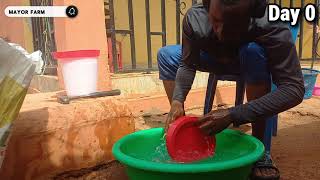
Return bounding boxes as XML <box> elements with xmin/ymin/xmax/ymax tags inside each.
<box><xmin>112</xmin><ymin>128</ymin><xmax>264</xmax><ymax>173</ymax></box>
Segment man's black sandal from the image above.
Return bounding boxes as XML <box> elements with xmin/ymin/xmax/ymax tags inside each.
<box><xmin>250</xmin><ymin>153</ymin><xmax>280</xmax><ymax>180</ymax></box>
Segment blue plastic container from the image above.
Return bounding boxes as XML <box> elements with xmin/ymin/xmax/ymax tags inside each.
<box><xmin>302</xmin><ymin>68</ymin><xmax>320</xmax><ymax>99</ymax></box>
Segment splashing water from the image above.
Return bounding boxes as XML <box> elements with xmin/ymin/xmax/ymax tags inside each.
<box><xmin>150</xmin><ymin>139</ymin><xmax>175</xmax><ymax>163</ymax></box>
<box><xmin>128</xmin><ymin>135</ymin><xmax>178</xmax><ymax>163</ymax></box>
<box><xmin>137</xmin><ymin>135</ymin><xmax>215</xmax><ymax>164</ymax></box>
<box><xmin>129</xmin><ymin>134</ymin><xmax>240</xmax><ymax>164</ymax></box>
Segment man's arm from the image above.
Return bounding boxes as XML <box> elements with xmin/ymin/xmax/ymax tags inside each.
<box><xmin>172</xmin><ymin>15</ymin><xmax>200</xmax><ymax>103</ymax></box>
<box><xmin>172</xmin><ymin>63</ymin><xmax>196</xmax><ymax>102</ymax></box>
<box><xmin>229</xmin><ymin>23</ymin><xmax>305</xmax><ymax>125</ymax></box>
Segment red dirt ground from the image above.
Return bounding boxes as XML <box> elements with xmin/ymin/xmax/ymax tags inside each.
<box><xmin>54</xmin><ymin>97</ymin><xmax>320</xmax><ymax>180</ymax></box>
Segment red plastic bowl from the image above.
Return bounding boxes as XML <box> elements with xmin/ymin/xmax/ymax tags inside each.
<box><xmin>166</xmin><ymin>116</ymin><xmax>216</xmax><ymax>163</ymax></box>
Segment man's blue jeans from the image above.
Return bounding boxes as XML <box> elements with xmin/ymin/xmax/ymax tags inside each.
<box><xmin>157</xmin><ymin>43</ymin><xmax>270</xmax><ymax>84</ymax></box>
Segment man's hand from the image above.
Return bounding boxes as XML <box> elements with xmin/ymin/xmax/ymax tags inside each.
<box><xmin>196</xmin><ymin>109</ymin><xmax>233</xmax><ymax>136</ymax></box>
<box><xmin>165</xmin><ymin>100</ymin><xmax>185</xmax><ymax>131</ymax></box>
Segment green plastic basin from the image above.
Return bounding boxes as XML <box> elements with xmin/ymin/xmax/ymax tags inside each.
<box><xmin>112</xmin><ymin>128</ymin><xmax>264</xmax><ymax>180</ymax></box>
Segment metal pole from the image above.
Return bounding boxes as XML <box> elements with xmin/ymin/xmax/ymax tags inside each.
<box><xmin>161</xmin><ymin>0</ymin><xmax>167</xmax><ymax>47</ymax></box>
<box><xmin>299</xmin><ymin>0</ymin><xmax>305</xmax><ymax>60</ymax></box>
<box><xmin>128</xmin><ymin>0</ymin><xmax>137</xmax><ymax>69</ymax></box>
<box><xmin>109</xmin><ymin>0</ymin><xmax>118</xmax><ymax>72</ymax></box>
<box><xmin>311</xmin><ymin>0</ymin><xmax>319</xmax><ymax>69</ymax></box>
<box><xmin>145</xmin><ymin>0</ymin><xmax>152</xmax><ymax>69</ymax></box>
<box><xmin>176</xmin><ymin>0</ymin><xmax>181</xmax><ymax>44</ymax></box>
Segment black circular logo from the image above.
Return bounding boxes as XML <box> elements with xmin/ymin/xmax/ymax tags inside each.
<box><xmin>66</xmin><ymin>5</ymin><xmax>78</xmax><ymax>18</ymax></box>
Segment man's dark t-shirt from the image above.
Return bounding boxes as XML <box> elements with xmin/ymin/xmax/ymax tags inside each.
<box><xmin>172</xmin><ymin>4</ymin><xmax>305</xmax><ymax>125</ymax></box>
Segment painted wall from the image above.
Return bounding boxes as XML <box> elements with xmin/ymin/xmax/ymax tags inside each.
<box><xmin>53</xmin><ymin>0</ymin><xmax>111</xmax><ymax>91</ymax></box>
<box><xmin>113</xmin><ymin>0</ymin><xmax>193</xmax><ymax>69</ymax></box>
<box><xmin>288</xmin><ymin>0</ymin><xmax>318</xmax><ymax>59</ymax></box>
<box><xmin>0</xmin><ymin>0</ymin><xmax>34</xmax><ymax>52</ymax></box>
<box><xmin>0</xmin><ymin>0</ymin><xmax>111</xmax><ymax>90</ymax></box>
<box><xmin>112</xmin><ymin>0</ymin><xmax>318</xmax><ymax>70</ymax></box>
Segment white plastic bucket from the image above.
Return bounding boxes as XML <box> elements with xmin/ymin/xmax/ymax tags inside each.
<box><xmin>53</xmin><ymin>50</ymin><xmax>100</xmax><ymax>97</ymax></box>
